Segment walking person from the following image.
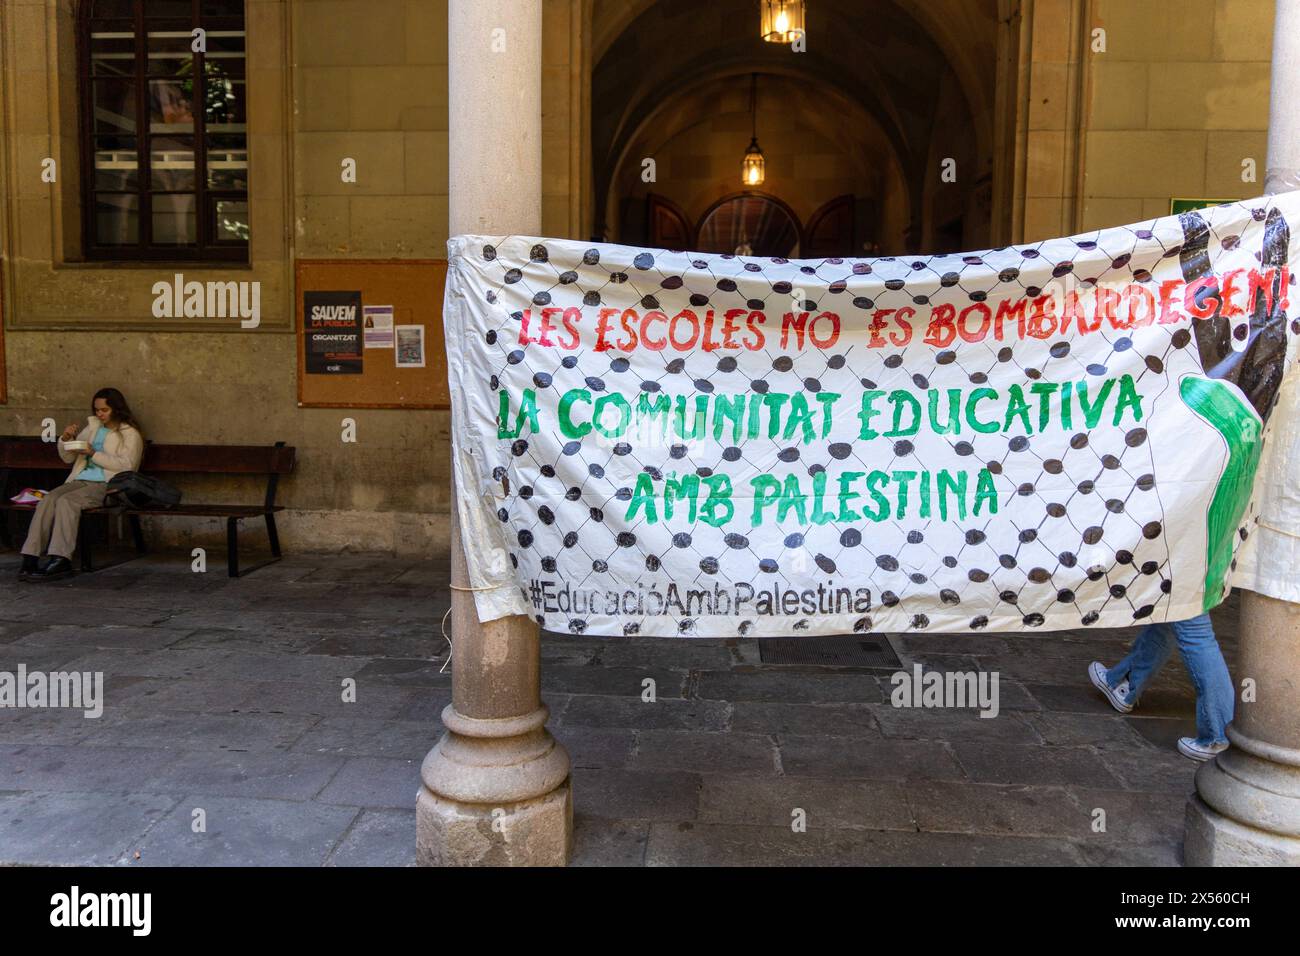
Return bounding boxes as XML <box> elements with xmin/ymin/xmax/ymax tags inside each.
<box><xmin>19</xmin><ymin>387</ymin><xmax>144</xmax><ymax>582</ymax></box>
<box><xmin>1088</xmin><ymin>612</ymin><xmax>1235</xmax><ymax>762</ymax></box>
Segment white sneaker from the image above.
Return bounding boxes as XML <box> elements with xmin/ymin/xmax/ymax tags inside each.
<box><xmin>1088</xmin><ymin>661</ymin><xmax>1134</xmax><ymax>714</ymax></box>
<box><xmin>1178</xmin><ymin>737</ymin><xmax>1229</xmax><ymax>762</ymax></box>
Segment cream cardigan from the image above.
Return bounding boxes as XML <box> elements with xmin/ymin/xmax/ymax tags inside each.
<box><xmin>57</xmin><ymin>416</ymin><xmax>144</xmax><ymax>484</ymax></box>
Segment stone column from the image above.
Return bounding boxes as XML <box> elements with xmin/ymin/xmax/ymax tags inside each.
<box><xmin>417</xmin><ymin>0</ymin><xmax>573</xmax><ymax>866</ymax></box>
<box><xmin>1183</xmin><ymin>0</ymin><xmax>1300</xmax><ymax>866</ymax></box>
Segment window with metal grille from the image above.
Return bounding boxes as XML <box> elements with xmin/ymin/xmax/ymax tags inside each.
<box><xmin>78</xmin><ymin>0</ymin><xmax>248</xmax><ymax>261</ymax></box>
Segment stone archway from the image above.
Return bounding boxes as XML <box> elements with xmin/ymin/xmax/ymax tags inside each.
<box><xmin>590</xmin><ymin>0</ymin><xmax>1009</xmax><ymax>254</ymax></box>
<box><xmin>606</xmin><ymin>69</ymin><xmax>913</xmax><ymax>255</ymax></box>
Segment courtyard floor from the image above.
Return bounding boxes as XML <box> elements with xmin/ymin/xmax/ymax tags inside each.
<box><xmin>0</xmin><ymin>550</ymin><xmax>1231</xmax><ymax>866</ymax></box>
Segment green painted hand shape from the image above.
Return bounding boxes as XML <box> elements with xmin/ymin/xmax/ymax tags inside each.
<box><xmin>1179</xmin><ymin>375</ymin><xmax>1264</xmax><ymax>611</ymax></box>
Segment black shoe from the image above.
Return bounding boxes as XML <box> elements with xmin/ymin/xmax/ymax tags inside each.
<box><xmin>18</xmin><ymin>555</ymin><xmax>39</xmax><ymax>580</ymax></box>
<box><xmin>29</xmin><ymin>556</ymin><xmax>73</xmax><ymax>581</ymax></box>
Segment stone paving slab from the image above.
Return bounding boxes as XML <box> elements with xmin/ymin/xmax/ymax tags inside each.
<box><xmin>643</xmin><ymin>822</ymin><xmax>1089</xmax><ymax>866</ymax></box>
<box><xmin>0</xmin><ymin>644</ymin><xmax>90</xmax><ymax>673</ymax></box>
<box><xmin>54</xmin><ymin>646</ymin><xmax>367</xmax><ymax>684</ymax></box>
<box><xmin>233</xmin><ymin>679</ymin><xmax>427</xmax><ymax>720</ymax></box>
<box><xmin>854</xmin><ymin>829</ymin><xmax>1092</xmax><ymax>866</ymax></box>
<box><xmin>556</xmin><ymin>694</ymin><xmax>730</xmax><ymax>731</ymax></box>
<box><xmin>570</xmin><ymin>768</ymin><xmax>702</xmax><ymax>822</ymax></box>
<box><xmin>895</xmin><ymin>633</ymin><xmax>1021</xmax><ymax>657</ymax></box>
<box><xmin>729</xmin><ymin>700</ymin><xmax>882</xmax><ymax>736</ymax></box>
<box><xmin>326</xmin><ymin>809</ymin><xmax>416</xmax><ymax>867</ymax></box>
<box><xmin>1023</xmin><ymin>680</ymin><xmax>1195</xmax><ymax>717</ymax></box>
<box><xmin>949</xmin><ymin>741</ymin><xmax>1128</xmax><ymax>788</ymax></box>
<box><xmin>0</xmin><ymin>551</ymin><xmax>1231</xmax><ymax>866</ymax></box>
<box><xmin>1062</xmin><ymin>787</ymin><xmax>1189</xmax><ymax>846</ymax></box>
<box><xmin>291</xmin><ymin>563</ymin><xmax>418</xmax><ymax>586</ymax></box>
<box><xmin>392</xmin><ymin>689</ymin><xmax>454</xmax><ymax>722</ymax></box>
<box><xmin>1076</xmin><ymin>840</ymin><xmax>1183</xmax><ymax>866</ymax></box>
<box><xmin>1</xmin><ymin>742</ymin><xmax>345</xmax><ymax>802</ymax></box>
<box><xmin>86</xmin><ymin>711</ymin><xmax>323</xmax><ymax>752</ymax></box>
<box><xmin>630</xmin><ymin>729</ymin><xmax>779</xmax><ymax>775</ymax></box>
<box><xmin>0</xmin><ymin>707</ymin><xmax>112</xmax><ymax>746</ymax></box>
<box><xmin>0</xmin><ymin>622</ymin><xmax>44</xmax><ymax>644</ymax></box>
<box><xmin>776</xmin><ymin>734</ymin><xmax>968</xmax><ymax>781</ymax></box>
<box><xmin>9</xmin><ymin>624</ymin><xmax>199</xmax><ymax>651</ymax></box>
<box><xmin>0</xmin><ymin>744</ymin><xmax>179</xmax><ymax>793</ymax></box>
<box><xmin>967</xmin><ymin>678</ymin><xmax>1042</xmax><ymax>711</ymax></box>
<box><xmin>560</xmin><ymin>727</ymin><xmax>637</xmax><ymax>769</ymax></box>
<box><xmin>107</xmin><ymin>675</ymin><xmax>279</xmax><ymax>714</ymax></box>
<box><xmin>291</xmin><ymin>716</ymin><xmax>438</xmax><ymax>760</ymax></box>
<box><xmin>694</xmin><ymin>668</ymin><xmax>882</xmax><ymax>703</ymax></box>
<box><xmin>1123</xmin><ymin>714</ymin><xmax>1198</xmax><ymax>749</ymax></box>
<box><xmin>905</xmin><ymin>781</ymin><xmax>1086</xmax><ymax>837</ymax></box>
<box><xmin>872</xmin><ymin>706</ymin><xmax>1042</xmax><ymax>743</ymax></box>
<box><xmin>314</xmin><ymin>756</ymin><xmax>420</xmax><ymax>809</ymax></box>
<box><xmin>124</xmin><ymin>796</ymin><xmax>360</xmax><ymax>867</ymax></box>
<box><xmin>0</xmin><ymin>790</ymin><xmax>180</xmax><ymax>866</ymax></box>
<box><xmin>351</xmin><ymin>658</ymin><xmax>452</xmax><ymax>687</ymax></box>
<box><xmin>1023</xmin><ymin>710</ymin><xmax>1155</xmax><ymax>748</ymax></box>
<box><xmin>168</xmin><ymin>627</ymin><xmax>328</xmax><ymax>654</ymax></box>
<box><xmin>539</xmin><ymin>639</ymin><xmax>602</xmax><ymax>666</ymax></box>
<box><xmin>157</xmin><ymin>608</ymin><xmax>375</xmax><ymax>634</ymax></box>
<box><xmin>698</xmin><ymin>775</ymin><xmax>915</xmax><ymax>831</ymax></box>
<box><xmin>570</xmin><ymin>815</ymin><xmax>651</xmax><ymax>866</ymax></box>
<box><xmin>897</xmin><ymin>652</ymin><xmax>986</xmax><ymax>674</ymax></box>
<box><xmin>592</xmin><ymin>639</ymin><xmax>741</xmax><ymax>670</ymax></box>
<box><xmin>305</xmin><ymin>632</ymin><xmax>447</xmax><ymax>659</ymax></box>
<box><xmin>984</xmin><ymin>653</ymin><xmax>1142</xmax><ymax>685</ymax></box>
<box><xmin>1090</xmin><ymin>746</ymin><xmax>1201</xmax><ymax>794</ymax></box>
<box><xmin>145</xmin><ymin>749</ymin><xmax>346</xmax><ymax>801</ymax></box>
<box><xmin>541</xmin><ymin>663</ymin><xmax>690</xmax><ymax>699</ymax></box>
<box><xmin>0</xmin><ymin>601</ymin><xmax>176</xmax><ymax>628</ymax></box>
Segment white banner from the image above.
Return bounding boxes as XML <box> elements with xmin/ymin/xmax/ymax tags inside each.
<box><xmin>444</xmin><ymin>195</ymin><xmax>1299</xmax><ymax>637</ymax></box>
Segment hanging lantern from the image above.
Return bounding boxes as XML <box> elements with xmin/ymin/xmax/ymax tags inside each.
<box><xmin>741</xmin><ymin>74</ymin><xmax>765</xmax><ymax>187</ymax></box>
<box><xmin>742</xmin><ymin>138</ymin><xmax>765</xmax><ymax>187</ymax></box>
<box><xmin>760</xmin><ymin>0</ymin><xmax>805</xmax><ymax>44</ymax></box>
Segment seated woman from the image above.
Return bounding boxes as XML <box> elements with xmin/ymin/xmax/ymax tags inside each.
<box><xmin>19</xmin><ymin>387</ymin><xmax>144</xmax><ymax>581</ymax></box>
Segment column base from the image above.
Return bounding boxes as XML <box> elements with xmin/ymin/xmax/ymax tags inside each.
<box><xmin>1184</xmin><ymin>794</ymin><xmax>1300</xmax><ymax>866</ymax></box>
<box><xmin>416</xmin><ymin>777</ymin><xmax>573</xmax><ymax>867</ymax></box>
<box><xmin>416</xmin><ymin>704</ymin><xmax>573</xmax><ymax>866</ymax></box>
<box><xmin>1184</xmin><ymin>727</ymin><xmax>1300</xmax><ymax>865</ymax></box>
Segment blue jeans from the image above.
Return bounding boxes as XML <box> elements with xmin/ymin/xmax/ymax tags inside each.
<box><xmin>1105</xmin><ymin>613</ymin><xmax>1234</xmax><ymax>746</ymax></box>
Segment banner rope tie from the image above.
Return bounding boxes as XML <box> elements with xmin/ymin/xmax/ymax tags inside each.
<box><xmin>1256</xmin><ymin>517</ymin><xmax>1300</xmax><ymax>540</ymax></box>
<box><xmin>439</xmin><ymin>581</ymin><xmax>512</xmax><ymax>672</ymax></box>
<box><xmin>438</xmin><ymin>607</ymin><xmax>453</xmax><ymax>674</ymax></box>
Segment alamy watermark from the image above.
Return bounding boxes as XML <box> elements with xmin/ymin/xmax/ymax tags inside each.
<box><xmin>151</xmin><ymin>273</ymin><xmax>260</xmax><ymax>328</ymax></box>
<box><xmin>890</xmin><ymin>662</ymin><xmax>999</xmax><ymax>718</ymax></box>
<box><xmin>0</xmin><ymin>664</ymin><xmax>103</xmax><ymax>718</ymax></box>
<box><xmin>50</xmin><ymin>886</ymin><xmax>150</xmax><ymax>936</ymax></box>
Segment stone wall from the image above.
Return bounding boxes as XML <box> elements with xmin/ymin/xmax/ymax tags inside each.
<box><xmin>0</xmin><ymin>0</ymin><xmax>583</xmax><ymax>558</ymax></box>
<box><xmin>1019</xmin><ymin>0</ymin><xmax>1274</xmax><ymax>242</ymax></box>
<box><xmin>1081</xmin><ymin>0</ymin><xmax>1273</xmax><ymax>229</ymax></box>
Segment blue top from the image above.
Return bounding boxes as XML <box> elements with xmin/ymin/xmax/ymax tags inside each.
<box><xmin>78</xmin><ymin>426</ymin><xmax>109</xmax><ymax>482</ymax></box>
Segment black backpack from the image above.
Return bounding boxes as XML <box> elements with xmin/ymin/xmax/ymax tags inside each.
<box><xmin>106</xmin><ymin>471</ymin><xmax>182</xmax><ymax>509</ymax></box>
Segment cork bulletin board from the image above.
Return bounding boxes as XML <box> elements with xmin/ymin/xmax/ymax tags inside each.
<box><xmin>0</xmin><ymin>268</ymin><xmax>7</xmax><ymax>403</ymax></box>
<box><xmin>295</xmin><ymin>259</ymin><xmax>450</xmax><ymax>409</ymax></box>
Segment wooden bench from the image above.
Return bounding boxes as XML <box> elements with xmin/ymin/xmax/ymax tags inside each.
<box><xmin>0</xmin><ymin>439</ymin><xmax>296</xmax><ymax>577</ymax></box>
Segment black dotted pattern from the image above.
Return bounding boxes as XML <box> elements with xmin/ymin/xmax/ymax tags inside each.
<box><xmin>449</xmin><ymin>197</ymin><xmax>1297</xmax><ymax>637</ymax></box>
